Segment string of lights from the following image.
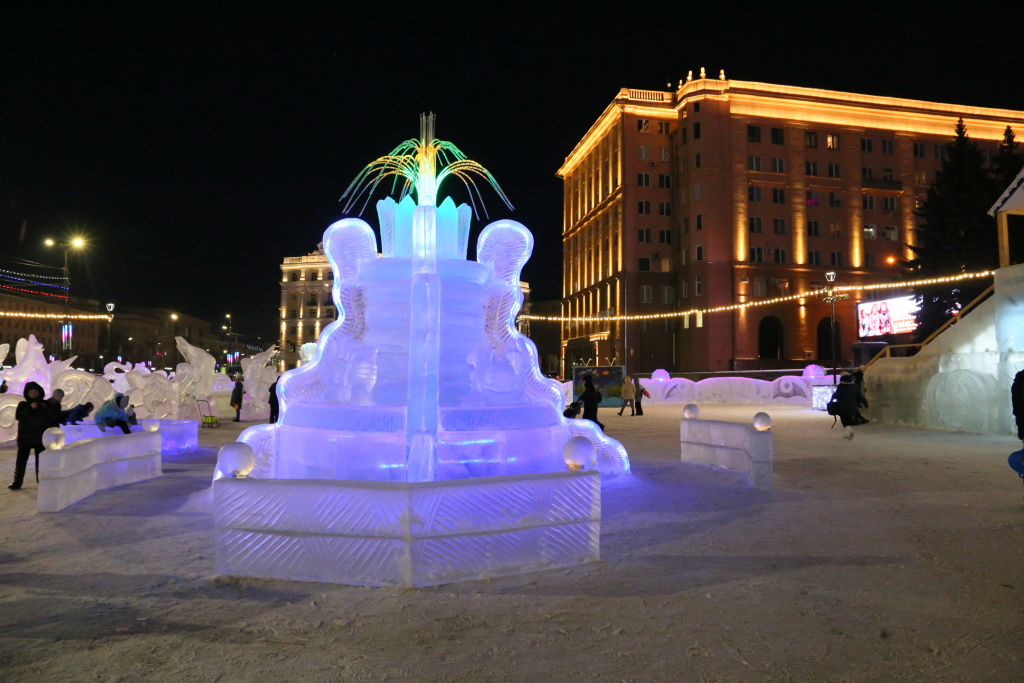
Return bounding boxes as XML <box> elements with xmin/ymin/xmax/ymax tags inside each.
<box><xmin>517</xmin><ymin>270</ymin><xmax>995</xmax><ymax>323</ymax></box>
<box><xmin>0</xmin><ymin>283</ymin><xmax>69</xmax><ymax>299</ymax></box>
<box><xmin>0</xmin><ymin>311</ymin><xmax>112</xmax><ymax>320</ymax></box>
<box><xmin>0</xmin><ymin>267</ymin><xmax>68</xmax><ymax>281</ymax></box>
<box><xmin>0</xmin><ymin>274</ymin><xmax>69</xmax><ymax>290</ymax></box>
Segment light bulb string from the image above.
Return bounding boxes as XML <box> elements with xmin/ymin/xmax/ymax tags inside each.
<box><xmin>519</xmin><ymin>270</ymin><xmax>994</xmax><ymax>323</ymax></box>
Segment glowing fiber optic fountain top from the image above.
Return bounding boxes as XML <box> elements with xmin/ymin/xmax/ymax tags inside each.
<box><xmin>341</xmin><ymin>112</ymin><xmax>511</xmax><ymax>215</ymax></box>
<box><xmin>233</xmin><ymin>113</ymin><xmax>628</xmax><ymax>484</ymax></box>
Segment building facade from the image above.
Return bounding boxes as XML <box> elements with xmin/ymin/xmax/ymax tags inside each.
<box><xmin>278</xmin><ymin>246</ymin><xmax>336</xmax><ymax>370</ymax></box>
<box><xmin>0</xmin><ymin>292</ymin><xmax>105</xmax><ymax>370</ymax></box>
<box><xmin>558</xmin><ymin>74</ymin><xmax>1024</xmax><ymax>375</ymax></box>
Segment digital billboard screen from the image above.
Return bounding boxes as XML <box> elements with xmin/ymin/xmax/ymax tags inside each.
<box><xmin>857</xmin><ymin>295</ymin><xmax>919</xmax><ymax>338</ymax></box>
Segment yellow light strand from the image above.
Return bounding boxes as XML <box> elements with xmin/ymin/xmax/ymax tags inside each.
<box><xmin>518</xmin><ymin>270</ymin><xmax>995</xmax><ymax>324</ymax></box>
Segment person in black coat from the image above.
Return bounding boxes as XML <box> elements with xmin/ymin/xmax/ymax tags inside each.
<box><xmin>579</xmin><ymin>374</ymin><xmax>604</xmax><ymax>431</ymax></box>
<box><xmin>834</xmin><ymin>372</ymin><xmax>868</xmax><ymax>441</ymax></box>
<box><xmin>1009</xmin><ymin>369</ymin><xmax>1024</xmax><ymax>484</ymax></box>
<box><xmin>9</xmin><ymin>381</ymin><xmax>56</xmax><ymax>490</ymax></box>
<box><xmin>63</xmin><ymin>402</ymin><xmax>94</xmax><ymax>425</ymax></box>
<box><xmin>45</xmin><ymin>389</ymin><xmax>64</xmax><ymax>426</ymax></box>
<box><xmin>230</xmin><ymin>378</ymin><xmax>244</xmax><ymax>422</ymax></box>
<box><xmin>267</xmin><ymin>380</ymin><xmax>279</xmax><ymax>424</ymax></box>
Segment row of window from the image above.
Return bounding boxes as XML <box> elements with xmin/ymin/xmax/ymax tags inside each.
<box><xmin>637</xmin><ymin>228</ymin><xmax>672</xmax><ymax>244</ymax></box>
<box><xmin>637</xmin><ymin>285</ymin><xmax>676</xmax><ymax>304</ymax></box>
<box><xmin>637</xmin><ymin>173</ymin><xmax>672</xmax><ymax>188</ymax></box>
<box><xmin>637</xmin><ymin>145</ymin><xmax>671</xmax><ymax>161</ymax></box>
<box><xmin>637</xmin><ymin>119</ymin><xmax>672</xmax><ymax>135</ymax></box>
<box><xmin>285</xmin><ymin>306</ymin><xmax>335</xmax><ymax>319</ymax></box>
<box><xmin>288</xmin><ymin>271</ymin><xmax>333</xmax><ymax>282</ymax></box>
<box><xmin>638</xmin><ymin>200</ymin><xmax>672</xmax><ymax>216</ymax></box>
<box><xmin>748</xmin><ymin>185</ymin><xmax>899</xmax><ymax>212</ymax></box>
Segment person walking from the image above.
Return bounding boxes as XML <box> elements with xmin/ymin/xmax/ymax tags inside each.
<box><xmin>94</xmin><ymin>394</ymin><xmax>132</xmax><ymax>434</ymax></box>
<box><xmin>634</xmin><ymin>376</ymin><xmax>648</xmax><ymax>416</ymax></box>
<box><xmin>0</xmin><ymin>379</ymin><xmax>8</xmax><ymax>393</ymax></box>
<box><xmin>834</xmin><ymin>372</ymin><xmax>868</xmax><ymax>441</ymax></box>
<box><xmin>618</xmin><ymin>375</ymin><xmax>635</xmax><ymax>416</ymax></box>
<box><xmin>9</xmin><ymin>381</ymin><xmax>56</xmax><ymax>490</ymax></box>
<box><xmin>267</xmin><ymin>379</ymin><xmax>279</xmax><ymax>424</ymax></box>
<box><xmin>580</xmin><ymin>374</ymin><xmax>604</xmax><ymax>431</ymax></box>
<box><xmin>231</xmin><ymin>377</ymin><xmax>244</xmax><ymax>422</ymax></box>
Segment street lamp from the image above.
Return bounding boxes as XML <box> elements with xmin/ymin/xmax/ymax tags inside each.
<box><xmin>822</xmin><ymin>271</ymin><xmax>848</xmax><ymax>385</ymax></box>
<box><xmin>105</xmin><ymin>303</ymin><xmax>115</xmax><ymax>360</ymax></box>
<box><xmin>44</xmin><ymin>236</ymin><xmax>87</xmax><ymax>359</ymax></box>
<box><xmin>225</xmin><ymin>314</ymin><xmax>233</xmax><ymax>373</ymax></box>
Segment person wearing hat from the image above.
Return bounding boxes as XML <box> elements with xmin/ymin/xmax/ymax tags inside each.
<box><xmin>833</xmin><ymin>371</ymin><xmax>868</xmax><ymax>440</ymax></box>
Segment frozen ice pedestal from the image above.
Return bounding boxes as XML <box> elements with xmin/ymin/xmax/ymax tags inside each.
<box><xmin>215</xmin><ymin>198</ymin><xmax>627</xmax><ymax>587</ymax></box>
<box><xmin>215</xmin><ymin>470</ymin><xmax>600</xmax><ymax>587</ymax></box>
<box><xmin>680</xmin><ymin>415</ymin><xmax>773</xmax><ymax>488</ymax></box>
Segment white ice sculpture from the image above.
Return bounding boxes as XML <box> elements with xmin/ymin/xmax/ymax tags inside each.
<box><xmin>240</xmin><ymin>347</ymin><xmax>279</xmax><ymax>420</ymax></box>
<box><xmin>1</xmin><ymin>334</ymin><xmax>51</xmax><ymax>396</ymax></box>
<box><xmin>0</xmin><ymin>342</ymin><xmax>8</xmax><ymax>366</ymax></box>
<box><xmin>174</xmin><ymin>336</ymin><xmax>216</xmax><ymax>420</ymax></box>
<box><xmin>217</xmin><ymin>196</ymin><xmax>625</xmax><ymax>586</ymax></box>
<box><xmin>211</xmin><ymin>374</ymin><xmax>234</xmax><ymax>393</ymax></box>
<box><xmin>299</xmin><ymin>342</ymin><xmax>317</xmax><ymax>362</ymax></box>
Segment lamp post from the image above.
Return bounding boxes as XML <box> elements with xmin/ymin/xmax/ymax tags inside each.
<box><xmin>225</xmin><ymin>314</ymin><xmax>233</xmax><ymax>374</ymax></box>
<box><xmin>105</xmin><ymin>303</ymin><xmax>115</xmax><ymax>360</ymax></box>
<box><xmin>44</xmin><ymin>236</ymin><xmax>86</xmax><ymax>359</ymax></box>
<box><xmin>822</xmin><ymin>271</ymin><xmax>849</xmax><ymax>385</ymax></box>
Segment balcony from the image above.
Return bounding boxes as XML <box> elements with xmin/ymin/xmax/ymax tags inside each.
<box><xmin>861</xmin><ymin>178</ymin><xmax>903</xmax><ymax>191</ymax></box>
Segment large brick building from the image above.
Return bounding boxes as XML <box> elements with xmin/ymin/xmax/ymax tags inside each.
<box><xmin>557</xmin><ymin>73</ymin><xmax>1024</xmax><ymax>375</ymax></box>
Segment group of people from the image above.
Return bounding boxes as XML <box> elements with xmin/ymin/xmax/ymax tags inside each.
<box><xmin>563</xmin><ymin>374</ymin><xmax>650</xmax><ymax>431</ymax></box>
<box><xmin>7</xmin><ymin>382</ymin><xmax>133</xmax><ymax>490</ymax></box>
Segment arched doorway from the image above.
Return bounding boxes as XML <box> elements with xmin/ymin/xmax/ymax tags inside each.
<box><xmin>817</xmin><ymin>318</ymin><xmax>841</xmax><ymax>365</ymax></box>
<box><xmin>758</xmin><ymin>316</ymin><xmax>784</xmax><ymax>360</ymax></box>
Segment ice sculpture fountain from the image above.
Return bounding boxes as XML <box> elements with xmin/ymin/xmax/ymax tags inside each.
<box><xmin>214</xmin><ymin>114</ymin><xmax>628</xmax><ymax>587</ymax></box>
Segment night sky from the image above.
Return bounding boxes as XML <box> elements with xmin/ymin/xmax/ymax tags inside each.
<box><xmin>3</xmin><ymin>5</ymin><xmax>1022</xmax><ymax>342</ymax></box>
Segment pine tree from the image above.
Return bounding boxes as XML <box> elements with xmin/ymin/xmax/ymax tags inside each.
<box><xmin>907</xmin><ymin>118</ymin><xmax>999</xmax><ymax>342</ymax></box>
<box><xmin>993</xmin><ymin>125</ymin><xmax>1024</xmax><ymax>190</ymax></box>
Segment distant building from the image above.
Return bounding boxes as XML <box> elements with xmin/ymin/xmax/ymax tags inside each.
<box><xmin>0</xmin><ymin>291</ymin><xmax>105</xmax><ymax>370</ymax></box>
<box><xmin>558</xmin><ymin>74</ymin><xmax>1024</xmax><ymax>375</ymax></box>
<box><xmin>278</xmin><ymin>246</ymin><xmax>335</xmax><ymax>370</ymax></box>
<box><xmin>109</xmin><ymin>308</ymin><xmax>222</xmax><ymax>370</ymax></box>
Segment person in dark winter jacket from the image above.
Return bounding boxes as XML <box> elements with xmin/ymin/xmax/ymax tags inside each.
<box><xmin>230</xmin><ymin>378</ymin><xmax>244</xmax><ymax>422</ymax></box>
<box><xmin>834</xmin><ymin>372</ymin><xmax>868</xmax><ymax>441</ymax></box>
<box><xmin>563</xmin><ymin>401</ymin><xmax>581</xmax><ymax>419</ymax></box>
<box><xmin>1009</xmin><ymin>369</ymin><xmax>1024</xmax><ymax>483</ymax></box>
<box><xmin>579</xmin><ymin>374</ymin><xmax>604</xmax><ymax>431</ymax></box>
<box><xmin>94</xmin><ymin>393</ymin><xmax>132</xmax><ymax>434</ymax></box>
<box><xmin>267</xmin><ymin>380</ymin><xmax>279</xmax><ymax>424</ymax></box>
<box><xmin>63</xmin><ymin>402</ymin><xmax>94</xmax><ymax>425</ymax></box>
<box><xmin>633</xmin><ymin>377</ymin><xmax>647</xmax><ymax>416</ymax></box>
<box><xmin>9</xmin><ymin>381</ymin><xmax>56</xmax><ymax>490</ymax></box>
<box><xmin>0</xmin><ymin>379</ymin><xmax>7</xmax><ymax>393</ymax></box>
<box><xmin>45</xmin><ymin>389</ymin><xmax>64</xmax><ymax>426</ymax></box>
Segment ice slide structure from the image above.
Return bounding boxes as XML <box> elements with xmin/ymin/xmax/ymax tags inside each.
<box><xmin>214</xmin><ymin>115</ymin><xmax>628</xmax><ymax>587</ymax></box>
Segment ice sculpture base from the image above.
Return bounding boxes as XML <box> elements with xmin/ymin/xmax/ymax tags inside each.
<box><xmin>680</xmin><ymin>418</ymin><xmax>773</xmax><ymax>488</ymax></box>
<box><xmin>37</xmin><ymin>432</ymin><xmax>163</xmax><ymax>512</ymax></box>
<box><xmin>214</xmin><ymin>470</ymin><xmax>601</xmax><ymax>587</ymax></box>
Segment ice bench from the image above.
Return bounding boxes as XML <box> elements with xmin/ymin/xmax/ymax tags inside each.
<box><xmin>679</xmin><ymin>407</ymin><xmax>773</xmax><ymax>488</ymax></box>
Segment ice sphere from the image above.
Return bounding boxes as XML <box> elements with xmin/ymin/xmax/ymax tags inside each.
<box><xmin>42</xmin><ymin>427</ymin><xmax>65</xmax><ymax>450</ymax></box>
<box><xmin>217</xmin><ymin>442</ymin><xmax>256</xmax><ymax>479</ymax></box>
<box><xmin>563</xmin><ymin>436</ymin><xmax>596</xmax><ymax>471</ymax></box>
<box><xmin>752</xmin><ymin>412</ymin><xmax>772</xmax><ymax>431</ymax></box>
<box><xmin>683</xmin><ymin>403</ymin><xmax>700</xmax><ymax>419</ymax></box>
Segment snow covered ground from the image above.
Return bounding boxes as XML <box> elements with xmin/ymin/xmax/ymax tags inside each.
<box><xmin>1</xmin><ymin>403</ymin><xmax>1022</xmax><ymax>681</ymax></box>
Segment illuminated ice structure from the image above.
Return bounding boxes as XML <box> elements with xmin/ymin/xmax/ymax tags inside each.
<box><xmin>215</xmin><ymin>115</ymin><xmax>628</xmax><ymax>586</ymax></box>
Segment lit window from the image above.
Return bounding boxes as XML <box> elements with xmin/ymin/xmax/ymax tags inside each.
<box><xmin>885</xmin><ymin>225</ymin><xmax>898</xmax><ymax>241</ymax></box>
<box><xmin>864</xmin><ymin>224</ymin><xmax>877</xmax><ymax>240</ymax></box>
<box><xmin>830</xmin><ymin>223</ymin><xmax>843</xmax><ymax>238</ymax></box>
<box><xmin>915</xmin><ymin>170</ymin><xmax>927</xmax><ymax>185</ymax></box>
<box><xmin>826</xmin><ymin>134</ymin><xmax>840</xmax><ymax>150</ymax></box>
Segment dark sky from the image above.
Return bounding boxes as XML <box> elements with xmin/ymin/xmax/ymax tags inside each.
<box><xmin>2</xmin><ymin>4</ymin><xmax>1022</xmax><ymax>341</ymax></box>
